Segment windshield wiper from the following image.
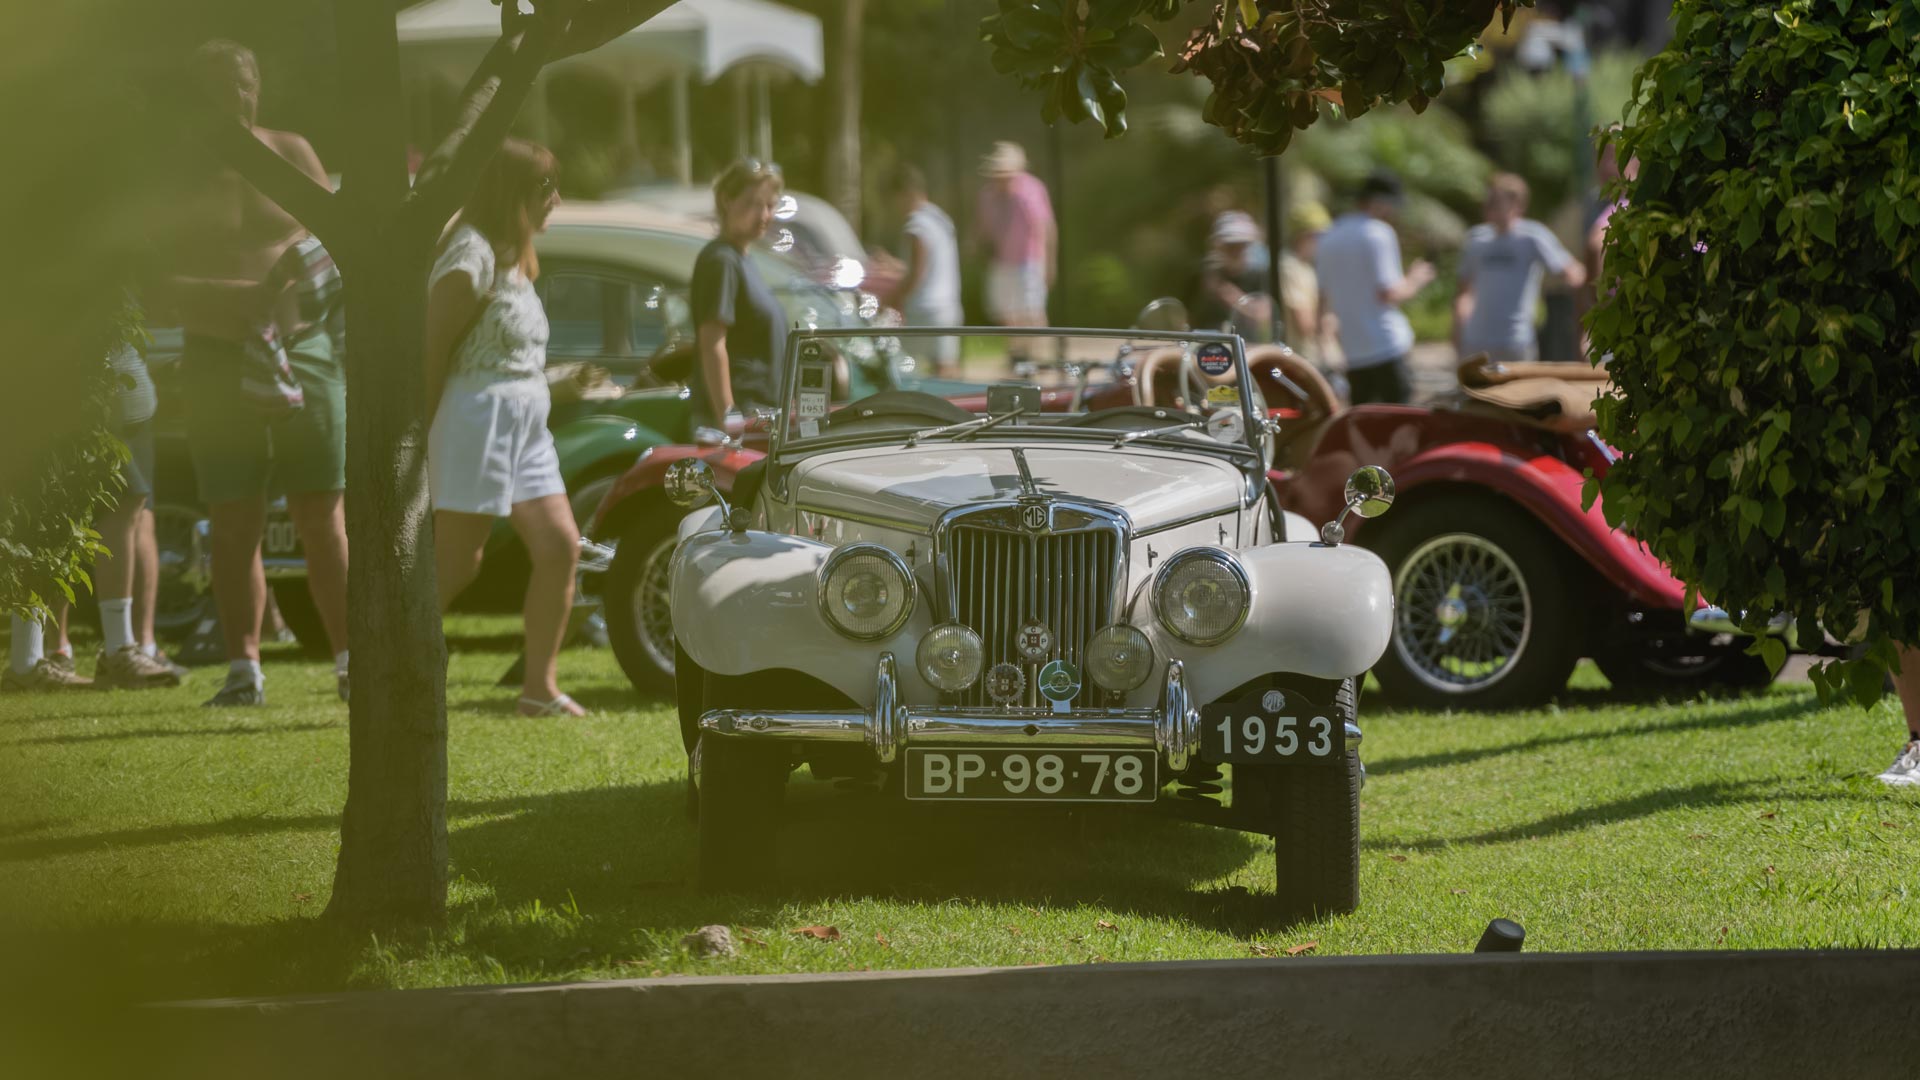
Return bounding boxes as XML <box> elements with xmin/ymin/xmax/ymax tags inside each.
<box><xmin>1113</xmin><ymin>418</ymin><xmax>1205</xmax><ymax>448</ymax></box>
<box><xmin>906</xmin><ymin>406</ymin><xmax>1027</xmax><ymax>447</ymax></box>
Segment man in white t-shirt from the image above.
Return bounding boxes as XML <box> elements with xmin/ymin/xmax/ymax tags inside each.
<box><xmin>1454</xmin><ymin>173</ymin><xmax>1587</xmax><ymax>364</ymax></box>
<box><xmin>1316</xmin><ymin>171</ymin><xmax>1435</xmax><ymax>404</ymax></box>
<box><xmin>883</xmin><ymin>164</ymin><xmax>963</xmax><ymax>375</ymax></box>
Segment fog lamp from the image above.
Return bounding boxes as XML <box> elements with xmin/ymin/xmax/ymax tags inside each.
<box><xmin>1087</xmin><ymin>624</ymin><xmax>1154</xmax><ymax>692</ymax></box>
<box><xmin>917</xmin><ymin>623</ymin><xmax>984</xmax><ymax>692</ymax></box>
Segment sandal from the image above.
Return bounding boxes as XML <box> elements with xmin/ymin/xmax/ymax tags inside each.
<box><xmin>517</xmin><ymin>693</ymin><xmax>587</xmax><ymax>718</ymax></box>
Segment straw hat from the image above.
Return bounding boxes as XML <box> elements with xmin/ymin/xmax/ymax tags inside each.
<box><xmin>1287</xmin><ymin>200</ymin><xmax>1332</xmax><ymax>236</ymax></box>
<box><xmin>979</xmin><ymin>141</ymin><xmax>1028</xmax><ymax>177</ymax></box>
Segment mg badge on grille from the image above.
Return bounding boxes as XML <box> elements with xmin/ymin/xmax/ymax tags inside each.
<box><xmin>1262</xmin><ymin>690</ymin><xmax>1287</xmax><ymax>712</ymax></box>
<box><xmin>1037</xmin><ymin>659</ymin><xmax>1080</xmax><ymax>713</ymax></box>
<box><xmin>1016</xmin><ymin>621</ymin><xmax>1054</xmax><ymax>663</ymax></box>
<box><xmin>1021</xmin><ymin>501</ymin><xmax>1050</xmax><ymax>532</ymax></box>
<box><xmin>984</xmin><ymin>662</ymin><xmax>1025</xmax><ymax>706</ymax></box>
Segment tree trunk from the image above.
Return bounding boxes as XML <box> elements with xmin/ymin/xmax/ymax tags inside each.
<box><xmin>823</xmin><ymin>0</ymin><xmax>864</xmax><ymax>228</ymax></box>
<box><xmin>323</xmin><ymin>0</ymin><xmax>450</xmax><ymax>928</ymax></box>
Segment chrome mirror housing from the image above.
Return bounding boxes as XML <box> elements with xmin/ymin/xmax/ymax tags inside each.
<box><xmin>1132</xmin><ymin>297</ymin><xmax>1192</xmax><ymax>332</ymax></box>
<box><xmin>665</xmin><ymin>459</ymin><xmax>717</xmax><ymax>509</ymax></box>
<box><xmin>1344</xmin><ymin>465</ymin><xmax>1395</xmax><ymax>518</ymax></box>
<box><xmin>1320</xmin><ymin>466</ymin><xmax>1395</xmax><ymax>545</ymax></box>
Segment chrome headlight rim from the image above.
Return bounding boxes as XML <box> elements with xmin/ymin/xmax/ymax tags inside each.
<box><xmin>1151</xmin><ymin>547</ymin><xmax>1252</xmax><ymax>647</ymax></box>
<box><xmin>817</xmin><ymin>541</ymin><xmax>916</xmax><ymax>641</ymax></box>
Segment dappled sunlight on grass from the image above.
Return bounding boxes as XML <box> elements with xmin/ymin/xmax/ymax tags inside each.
<box><xmin>2</xmin><ymin>620</ymin><xmax>1915</xmax><ymax>1000</ymax></box>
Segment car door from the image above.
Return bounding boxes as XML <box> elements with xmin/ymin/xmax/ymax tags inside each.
<box><xmin>537</xmin><ymin>262</ymin><xmax>680</xmax><ymax>386</ymax></box>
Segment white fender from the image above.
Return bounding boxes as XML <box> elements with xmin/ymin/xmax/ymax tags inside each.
<box><xmin>1125</xmin><ymin>540</ymin><xmax>1393</xmax><ymax>705</ymax></box>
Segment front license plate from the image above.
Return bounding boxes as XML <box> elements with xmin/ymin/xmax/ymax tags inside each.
<box><xmin>904</xmin><ymin>748</ymin><xmax>1156</xmax><ymax>803</ymax></box>
<box><xmin>1200</xmin><ymin>688</ymin><xmax>1345</xmax><ymax>764</ymax></box>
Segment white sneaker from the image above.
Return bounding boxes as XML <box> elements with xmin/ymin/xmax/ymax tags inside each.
<box><xmin>1876</xmin><ymin>740</ymin><xmax>1920</xmax><ymax>787</ymax></box>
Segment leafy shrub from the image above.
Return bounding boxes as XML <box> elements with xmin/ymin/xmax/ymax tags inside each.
<box><xmin>1588</xmin><ymin>0</ymin><xmax>1920</xmax><ymax>699</ymax></box>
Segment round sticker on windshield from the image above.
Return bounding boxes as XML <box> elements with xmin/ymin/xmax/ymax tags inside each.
<box><xmin>1196</xmin><ymin>342</ymin><xmax>1234</xmax><ymax>377</ymax></box>
<box><xmin>1208</xmin><ymin>410</ymin><xmax>1245</xmax><ymax>443</ymax></box>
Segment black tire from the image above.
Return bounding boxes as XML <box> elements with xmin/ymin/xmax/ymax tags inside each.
<box><xmin>1592</xmin><ymin>637</ymin><xmax>1778</xmax><ymax>699</ymax></box>
<box><xmin>268</xmin><ymin>579</ymin><xmax>332</xmax><ymax>657</ymax></box>
<box><xmin>1367</xmin><ymin>495</ymin><xmax>1582</xmax><ymax>709</ymax></box>
<box><xmin>695</xmin><ymin>670</ymin><xmax>791</xmax><ymax>893</ymax></box>
<box><xmin>1237</xmin><ymin>679</ymin><xmax>1361</xmax><ymax>924</ymax></box>
<box><xmin>602</xmin><ymin>503</ymin><xmax>680</xmax><ymax>697</ymax></box>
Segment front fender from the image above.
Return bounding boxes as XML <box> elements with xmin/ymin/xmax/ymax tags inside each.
<box><xmin>550</xmin><ymin>415</ymin><xmax>669</xmax><ymax>478</ymax></box>
<box><xmin>1125</xmin><ymin>541</ymin><xmax>1393</xmax><ymax>705</ymax></box>
<box><xmin>1389</xmin><ymin>444</ymin><xmax>1689</xmax><ymax>610</ymax></box>
<box><xmin>671</xmin><ymin>529</ymin><xmax>937</xmax><ymax>703</ymax></box>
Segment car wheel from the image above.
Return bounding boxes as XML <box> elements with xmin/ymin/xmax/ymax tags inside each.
<box><xmin>603</xmin><ymin>505</ymin><xmax>679</xmax><ymax>697</ymax></box>
<box><xmin>1237</xmin><ymin>679</ymin><xmax>1361</xmax><ymax>924</ymax></box>
<box><xmin>268</xmin><ymin>579</ymin><xmax>333</xmax><ymax>657</ymax></box>
<box><xmin>1592</xmin><ymin>636</ymin><xmax>1778</xmax><ymax>698</ymax></box>
<box><xmin>694</xmin><ymin>668</ymin><xmax>790</xmax><ymax>893</ymax></box>
<box><xmin>1368</xmin><ymin>497</ymin><xmax>1581</xmax><ymax>709</ymax></box>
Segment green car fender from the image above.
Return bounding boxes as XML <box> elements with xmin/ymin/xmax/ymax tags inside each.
<box><xmin>480</xmin><ymin>412</ymin><xmax>676</xmax><ymax>554</ymax></box>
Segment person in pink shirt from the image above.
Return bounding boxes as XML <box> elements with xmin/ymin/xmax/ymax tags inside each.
<box><xmin>973</xmin><ymin>142</ymin><xmax>1056</xmax><ymax>368</ymax></box>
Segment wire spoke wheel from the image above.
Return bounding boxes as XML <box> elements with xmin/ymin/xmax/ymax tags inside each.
<box><xmin>632</xmin><ymin>533</ymin><xmax>678</xmax><ymax>678</ymax></box>
<box><xmin>1392</xmin><ymin>533</ymin><xmax>1533</xmax><ymax>695</ymax></box>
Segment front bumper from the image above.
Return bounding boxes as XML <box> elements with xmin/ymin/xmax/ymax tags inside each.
<box><xmin>697</xmin><ymin>655</ymin><xmax>1363</xmax><ymax>774</ymax></box>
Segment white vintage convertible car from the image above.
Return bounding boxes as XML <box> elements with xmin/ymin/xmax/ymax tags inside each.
<box><xmin>667</xmin><ymin>326</ymin><xmax>1396</xmax><ymax>920</ymax></box>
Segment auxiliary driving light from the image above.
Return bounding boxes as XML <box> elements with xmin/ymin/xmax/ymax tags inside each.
<box><xmin>1087</xmin><ymin>624</ymin><xmax>1154</xmax><ymax>692</ymax></box>
<box><xmin>917</xmin><ymin>623</ymin><xmax>985</xmax><ymax>691</ymax></box>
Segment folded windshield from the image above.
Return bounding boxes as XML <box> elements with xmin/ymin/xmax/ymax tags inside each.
<box><xmin>773</xmin><ymin>327</ymin><xmax>1267</xmax><ymax>459</ymax></box>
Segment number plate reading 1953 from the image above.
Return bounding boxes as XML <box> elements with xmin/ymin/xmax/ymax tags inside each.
<box><xmin>905</xmin><ymin>748</ymin><xmax>1156</xmax><ymax>803</ymax></box>
<box><xmin>1200</xmin><ymin>689</ymin><xmax>1344</xmax><ymax>764</ymax></box>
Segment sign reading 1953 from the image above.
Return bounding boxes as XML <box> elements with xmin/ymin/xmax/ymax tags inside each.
<box><xmin>1199</xmin><ymin>688</ymin><xmax>1344</xmax><ymax>764</ymax></box>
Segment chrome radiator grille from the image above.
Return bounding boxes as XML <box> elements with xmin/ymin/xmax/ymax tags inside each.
<box><xmin>947</xmin><ymin>523</ymin><xmax>1121</xmax><ymax>708</ymax></box>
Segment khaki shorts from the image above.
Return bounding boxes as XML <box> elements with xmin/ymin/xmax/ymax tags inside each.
<box><xmin>182</xmin><ymin>328</ymin><xmax>346</xmax><ymax>506</ymax></box>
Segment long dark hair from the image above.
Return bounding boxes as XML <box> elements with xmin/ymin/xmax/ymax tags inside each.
<box><xmin>451</xmin><ymin>138</ymin><xmax>556</xmax><ymax>279</ymax></box>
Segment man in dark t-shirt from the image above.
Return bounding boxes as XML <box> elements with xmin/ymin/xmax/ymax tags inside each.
<box><xmin>690</xmin><ymin>237</ymin><xmax>788</xmax><ymax>431</ymax></box>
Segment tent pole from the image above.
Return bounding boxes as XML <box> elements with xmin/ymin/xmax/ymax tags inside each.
<box><xmin>732</xmin><ymin>73</ymin><xmax>749</xmax><ymax>160</ymax></box>
<box><xmin>671</xmin><ymin>71</ymin><xmax>692</xmax><ymax>185</ymax></box>
<box><xmin>755</xmin><ymin>69</ymin><xmax>773</xmax><ymax>162</ymax></box>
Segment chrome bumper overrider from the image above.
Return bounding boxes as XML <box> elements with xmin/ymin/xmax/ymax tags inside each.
<box><xmin>697</xmin><ymin>655</ymin><xmax>1363</xmax><ymax>775</ymax></box>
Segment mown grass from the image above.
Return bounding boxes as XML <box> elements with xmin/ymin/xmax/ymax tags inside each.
<box><xmin>1</xmin><ymin>615</ymin><xmax>1915</xmax><ymax>1006</ymax></box>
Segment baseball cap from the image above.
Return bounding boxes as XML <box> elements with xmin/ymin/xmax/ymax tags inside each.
<box><xmin>1209</xmin><ymin>210</ymin><xmax>1262</xmax><ymax>246</ymax></box>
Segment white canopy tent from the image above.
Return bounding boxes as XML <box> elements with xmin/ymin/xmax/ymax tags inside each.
<box><xmin>397</xmin><ymin>0</ymin><xmax>824</xmax><ymax>182</ymax></box>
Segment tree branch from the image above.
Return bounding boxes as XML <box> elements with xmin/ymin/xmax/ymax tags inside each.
<box><xmin>405</xmin><ymin>21</ymin><xmax>551</xmax><ymax>240</ymax></box>
<box><xmin>207</xmin><ymin>117</ymin><xmax>344</xmax><ymax>245</ymax></box>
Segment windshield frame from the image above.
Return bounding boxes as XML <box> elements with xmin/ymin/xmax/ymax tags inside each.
<box><xmin>768</xmin><ymin>326</ymin><xmax>1262</xmax><ymax>465</ymax></box>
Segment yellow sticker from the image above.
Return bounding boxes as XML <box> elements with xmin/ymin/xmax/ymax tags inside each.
<box><xmin>1206</xmin><ymin>385</ymin><xmax>1240</xmax><ymax>406</ymax></box>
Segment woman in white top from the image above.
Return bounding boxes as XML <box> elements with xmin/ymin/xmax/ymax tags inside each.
<box><xmin>424</xmin><ymin>139</ymin><xmax>584</xmax><ymax>717</ymax></box>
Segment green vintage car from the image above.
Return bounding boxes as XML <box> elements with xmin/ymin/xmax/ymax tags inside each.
<box><xmin>158</xmin><ymin>201</ymin><xmax>885</xmax><ymax>652</ymax></box>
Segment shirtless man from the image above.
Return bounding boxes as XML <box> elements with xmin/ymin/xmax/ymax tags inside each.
<box><xmin>156</xmin><ymin>39</ymin><xmax>350</xmax><ymax>706</ymax></box>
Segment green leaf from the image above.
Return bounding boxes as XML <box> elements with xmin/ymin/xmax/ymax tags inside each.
<box><xmin>1757</xmin><ymin>636</ymin><xmax>1787</xmax><ymax>675</ymax></box>
<box><xmin>1084</xmin><ymin>23</ymin><xmax>1162</xmax><ymax>71</ymax></box>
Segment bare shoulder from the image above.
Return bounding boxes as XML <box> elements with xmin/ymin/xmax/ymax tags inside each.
<box><xmin>257</xmin><ymin>127</ymin><xmax>329</xmax><ymax>183</ymax></box>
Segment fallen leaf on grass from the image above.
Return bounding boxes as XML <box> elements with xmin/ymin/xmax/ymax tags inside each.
<box><xmin>291</xmin><ymin>892</ymin><xmax>313</xmax><ymax>903</ymax></box>
<box><xmin>874</xmin><ymin>933</ymin><xmax>891</xmax><ymax>948</ymax></box>
<box><xmin>1095</xmin><ymin>919</ymin><xmax>1118</xmax><ymax>932</ymax></box>
<box><xmin>1764</xmin><ymin>865</ymin><xmax>1776</xmax><ymax>875</ymax></box>
<box><xmin>1882</xmin><ymin>821</ymin><xmax>1901</xmax><ymax>829</ymax></box>
<box><xmin>790</xmin><ymin>925</ymin><xmax>841</xmax><ymax>941</ymax></box>
<box><xmin>1024</xmin><ymin>906</ymin><xmax>1042</xmax><ymax>916</ymax></box>
<box><xmin>737</xmin><ymin>929</ymin><xmax>769</xmax><ymax>948</ymax></box>
<box><xmin>1450</xmin><ymin>888</ymin><xmax>1468</xmax><ymax>895</ymax></box>
<box><xmin>1005</xmin><ymin>924</ymin><xmax>1023</xmax><ymax>936</ymax></box>
<box><xmin>1387</xmin><ymin>855</ymin><xmax>1408</xmax><ymax>863</ymax></box>
<box><xmin>1758</xmin><ymin>812</ymin><xmax>1777</xmax><ymax>820</ymax></box>
<box><xmin>1248</xmin><ymin>942</ymin><xmax>1275</xmax><ymax>957</ymax></box>
<box><xmin>1285</xmin><ymin>941</ymin><xmax>1318</xmax><ymax>956</ymax></box>
<box><xmin>1068</xmin><ymin>935</ymin><xmax>1086</xmax><ymax>944</ymax></box>
<box><xmin>1688</xmin><ymin>834</ymin><xmax>1707</xmax><ymax>840</ymax></box>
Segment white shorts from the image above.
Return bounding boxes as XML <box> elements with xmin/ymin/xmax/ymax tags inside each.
<box><xmin>986</xmin><ymin>262</ymin><xmax>1048</xmax><ymax>325</ymax></box>
<box><xmin>429</xmin><ymin>372</ymin><xmax>565</xmax><ymax>516</ymax></box>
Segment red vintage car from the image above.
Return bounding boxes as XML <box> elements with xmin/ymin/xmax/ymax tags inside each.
<box><xmin>1252</xmin><ymin>347</ymin><xmax>1777</xmax><ymax>708</ymax></box>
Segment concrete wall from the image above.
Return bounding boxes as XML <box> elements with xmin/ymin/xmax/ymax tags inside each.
<box><xmin>134</xmin><ymin>950</ymin><xmax>1920</xmax><ymax>1079</ymax></box>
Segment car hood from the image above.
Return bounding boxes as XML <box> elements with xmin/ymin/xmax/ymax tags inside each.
<box><xmin>788</xmin><ymin>444</ymin><xmax>1247</xmax><ymax>533</ymax></box>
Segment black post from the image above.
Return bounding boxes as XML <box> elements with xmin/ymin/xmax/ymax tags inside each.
<box><xmin>1262</xmin><ymin>154</ymin><xmax>1285</xmax><ymax>343</ymax></box>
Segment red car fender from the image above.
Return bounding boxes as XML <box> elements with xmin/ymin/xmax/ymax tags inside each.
<box><xmin>588</xmin><ymin>443</ymin><xmax>766</xmax><ymax>538</ymax></box>
<box><xmin>1380</xmin><ymin>442</ymin><xmax>1691</xmax><ymax>610</ymax></box>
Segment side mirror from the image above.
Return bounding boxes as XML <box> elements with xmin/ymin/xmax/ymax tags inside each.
<box><xmin>1133</xmin><ymin>297</ymin><xmax>1192</xmax><ymax>332</ymax></box>
<box><xmin>1345</xmin><ymin>465</ymin><xmax>1395</xmax><ymax>518</ymax></box>
<box><xmin>665</xmin><ymin>459</ymin><xmax>717</xmax><ymax>509</ymax></box>
<box><xmin>1320</xmin><ymin>466</ymin><xmax>1395</xmax><ymax>545</ymax></box>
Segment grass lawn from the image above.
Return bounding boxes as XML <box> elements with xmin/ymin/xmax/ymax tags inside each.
<box><xmin>2</xmin><ymin>615</ymin><xmax>1916</xmax><ymax>1006</ymax></box>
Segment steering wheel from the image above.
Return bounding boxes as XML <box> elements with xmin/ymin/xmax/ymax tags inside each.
<box><xmin>1134</xmin><ymin>347</ymin><xmax>1205</xmax><ymax>410</ymax></box>
<box><xmin>1249</xmin><ymin>345</ymin><xmax>1342</xmax><ymax>424</ymax></box>
<box><xmin>824</xmin><ymin>390</ymin><xmax>973</xmax><ymax>429</ymax></box>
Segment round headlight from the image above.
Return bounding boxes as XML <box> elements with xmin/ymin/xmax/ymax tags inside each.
<box><xmin>1152</xmin><ymin>549</ymin><xmax>1251</xmax><ymax>646</ymax></box>
<box><xmin>819</xmin><ymin>543</ymin><xmax>915</xmax><ymax>640</ymax></box>
<box><xmin>917</xmin><ymin>623</ymin><xmax>984</xmax><ymax>691</ymax></box>
<box><xmin>1087</xmin><ymin>624</ymin><xmax>1154</xmax><ymax>692</ymax></box>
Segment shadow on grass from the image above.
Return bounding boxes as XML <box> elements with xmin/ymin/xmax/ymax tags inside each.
<box><xmin>1366</xmin><ymin>776</ymin><xmax>1849</xmax><ymax>854</ymax></box>
<box><xmin>20</xmin><ymin>720</ymin><xmax>339</xmax><ymax>747</ymax></box>
<box><xmin>0</xmin><ymin>812</ymin><xmax>341</xmax><ymax>863</ymax></box>
<box><xmin>1366</xmin><ymin>694</ymin><xmax>1824</xmax><ymax>779</ymax></box>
